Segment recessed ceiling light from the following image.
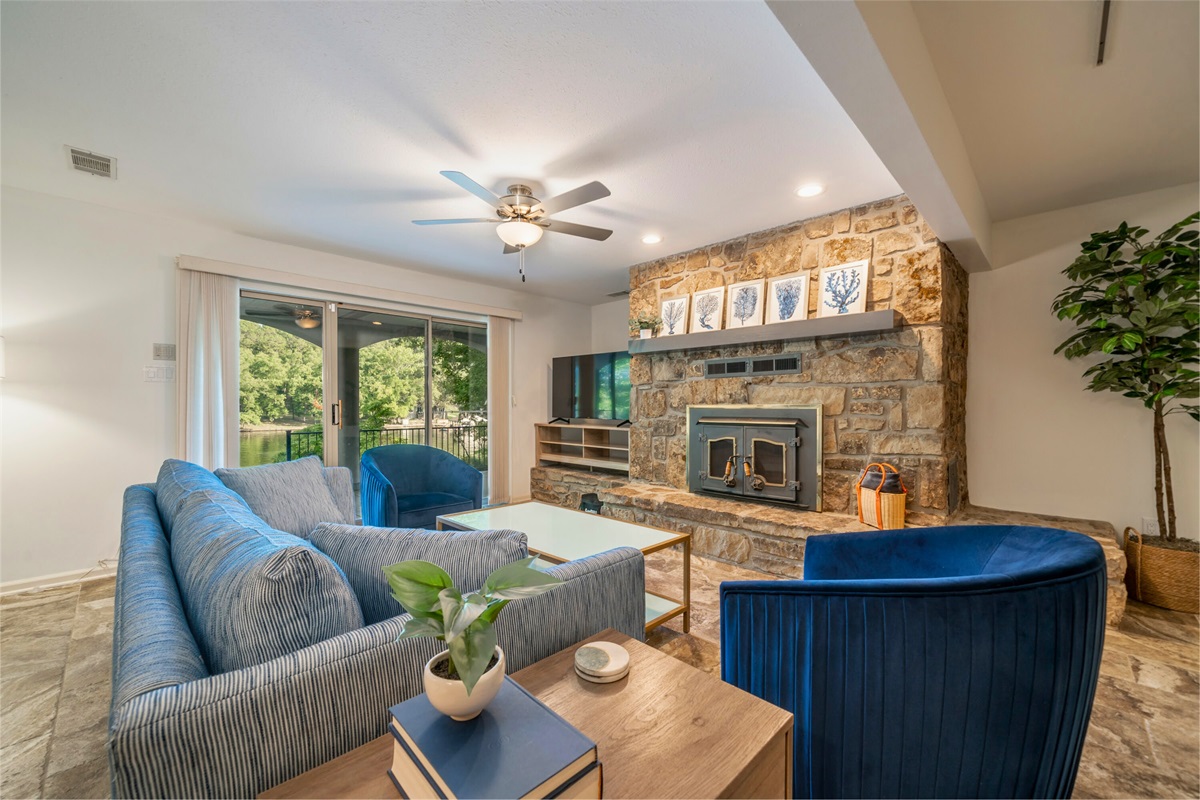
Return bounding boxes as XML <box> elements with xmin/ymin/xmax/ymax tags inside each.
<box><xmin>796</xmin><ymin>183</ymin><xmax>825</xmax><ymax>198</ymax></box>
<box><xmin>372</xmin><ymin>320</ymin><xmax>382</xmax><ymax>325</ymax></box>
<box><xmin>642</xmin><ymin>234</ymin><xmax>663</xmax><ymax>245</ymax></box>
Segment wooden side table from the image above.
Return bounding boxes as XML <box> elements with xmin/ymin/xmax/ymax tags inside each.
<box><xmin>260</xmin><ymin>630</ymin><xmax>793</xmax><ymax>799</ymax></box>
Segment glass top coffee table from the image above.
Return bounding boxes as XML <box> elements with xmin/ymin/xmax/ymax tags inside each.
<box><xmin>437</xmin><ymin>501</ymin><xmax>690</xmax><ymax>633</ymax></box>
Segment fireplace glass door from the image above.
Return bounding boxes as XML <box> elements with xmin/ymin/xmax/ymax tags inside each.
<box><xmin>697</xmin><ymin>424</ymin><xmax>742</xmax><ymax>494</ymax></box>
<box><xmin>746</xmin><ymin>425</ymin><xmax>797</xmax><ymax>503</ymax></box>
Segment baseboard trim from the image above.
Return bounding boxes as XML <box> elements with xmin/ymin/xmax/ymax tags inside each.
<box><xmin>0</xmin><ymin>563</ymin><xmax>119</xmax><ymax>596</ymax></box>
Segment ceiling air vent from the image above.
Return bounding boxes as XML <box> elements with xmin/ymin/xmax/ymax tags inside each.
<box><xmin>65</xmin><ymin>147</ymin><xmax>117</xmax><ymax>179</ymax></box>
<box><xmin>606</xmin><ymin>289</ymin><xmax>630</xmax><ymax>298</ymax></box>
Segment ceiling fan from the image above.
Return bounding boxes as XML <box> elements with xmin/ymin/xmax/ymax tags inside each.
<box><xmin>245</xmin><ymin>304</ymin><xmax>321</xmax><ymax>329</ymax></box>
<box><xmin>413</xmin><ymin>171</ymin><xmax>613</xmax><ymax>279</ymax></box>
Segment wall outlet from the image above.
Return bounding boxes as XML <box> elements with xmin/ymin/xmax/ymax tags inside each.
<box><xmin>1141</xmin><ymin>516</ymin><xmax>1162</xmax><ymax>538</ymax></box>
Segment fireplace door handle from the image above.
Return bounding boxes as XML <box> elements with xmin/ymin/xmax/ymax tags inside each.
<box><xmin>723</xmin><ymin>457</ymin><xmax>738</xmax><ymax>487</ymax></box>
<box><xmin>746</xmin><ymin>456</ymin><xmax>765</xmax><ymax>491</ymax></box>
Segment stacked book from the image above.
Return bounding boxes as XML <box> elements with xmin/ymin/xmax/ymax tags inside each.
<box><xmin>387</xmin><ymin>677</ymin><xmax>602</xmax><ymax>799</ymax></box>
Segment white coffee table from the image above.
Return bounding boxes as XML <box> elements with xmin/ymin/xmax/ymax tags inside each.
<box><xmin>436</xmin><ymin>500</ymin><xmax>691</xmax><ymax>633</ymax></box>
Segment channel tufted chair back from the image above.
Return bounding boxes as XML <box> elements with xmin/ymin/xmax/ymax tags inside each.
<box><xmin>360</xmin><ymin>444</ymin><xmax>483</xmax><ymax>530</ymax></box>
<box><xmin>721</xmin><ymin>525</ymin><xmax>1107</xmax><ymax>800</ymax></box>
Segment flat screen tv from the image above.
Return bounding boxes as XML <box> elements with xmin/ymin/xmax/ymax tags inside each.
<box><xmin>551</xmin><ymin>351</ymin><xmax>631</xmax><ymax>421</ymax></box>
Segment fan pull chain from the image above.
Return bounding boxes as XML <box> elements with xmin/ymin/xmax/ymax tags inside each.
<box><xmin>519</xmin><ymin>247</ymin><xmax>526</xmax><ymax>282</ymax></box>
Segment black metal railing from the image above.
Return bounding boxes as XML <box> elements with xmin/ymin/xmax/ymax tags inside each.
<box><xmin>240</xmin><ymin>424</ymin><xmax>488</xmax><ymax>470</ymax></box>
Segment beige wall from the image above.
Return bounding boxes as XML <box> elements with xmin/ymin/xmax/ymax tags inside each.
<box><xmin>590</xmin><ymin>298</ymin><xmax>630</xmax><ymax>353</ymax></box>
<box><xmin>0</xmin><ymin>186</ymin><xmax>592</xmax><ymax>584</ymax></box>
<box><xmin>969</xmin><ymin>183</ymin><xmax>1199</xmax><ymax>540</ymax></box>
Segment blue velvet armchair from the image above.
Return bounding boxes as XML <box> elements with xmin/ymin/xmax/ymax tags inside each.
<box><xmin>721</xmin><ymin>525</ymin><xmax>1107</xmax><ymax>799</ymax></box>
<box><xmin>360</xmin><ymin>444</ymin><xmax>483</xmax><ymax>529</ymax></box>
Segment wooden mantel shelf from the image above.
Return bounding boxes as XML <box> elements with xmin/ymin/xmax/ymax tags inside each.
<box><xmin>628</xmin><ymin>309</ymin><xmax>905</xmax><ymax>355</ymax></box>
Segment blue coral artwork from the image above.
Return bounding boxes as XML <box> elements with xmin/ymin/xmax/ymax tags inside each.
<box><xmin>690</xmin><ymin>287</ymin><xmax>726</xmax><ymax>332</ymax></box>
<box><xmin>727</xmin><ymin>280</ymin><xmax>765</xmax><ymax>328</ymax></box>
<box><xmin>660</xmin><ymin>296</ymin><xmax>689</xmax><ymax>336</ymax></box>
<box><xmin>817</xmin><ymin>260</ymin><xmax>869</xmax><ymax>318</ymax></box>
<box><xmin>767</xmin><ymin>274</ymin><xmax>809</xmax><ymax>324</ymax></box>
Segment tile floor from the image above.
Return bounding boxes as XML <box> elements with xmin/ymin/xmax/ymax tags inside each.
<box><xmin>1</xmin><ymin>553</ymin><xmax>1196</xmax><ymax>799</ymax></box>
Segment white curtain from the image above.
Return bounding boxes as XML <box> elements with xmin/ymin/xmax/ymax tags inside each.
<box><xmin>176</xmin><ymin>269</ymin><xmax>240</xmax><ymax>468</ymax></box>
<box><xmin>487</xmin><ymin>316</ymin><xmax>513</xmax><ymax>505</ymax></box>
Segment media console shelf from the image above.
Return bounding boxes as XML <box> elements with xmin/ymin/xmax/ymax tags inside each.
<box><xmin>535</xmin><ymin>423</ymin><xmax>630</xmax><ymax>474</ymax></box>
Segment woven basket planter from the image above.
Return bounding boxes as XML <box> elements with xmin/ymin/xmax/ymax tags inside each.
<box><xmin>1124</xmin><ymin>528</ymin><xmax>1200</xmax><ymax>613</ymax></box>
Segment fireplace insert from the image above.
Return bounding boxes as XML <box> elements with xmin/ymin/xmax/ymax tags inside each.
<box><xmin>686</xmin><ymin>405</ymin><xmax>821</xmax><ymax>510</ymax></box>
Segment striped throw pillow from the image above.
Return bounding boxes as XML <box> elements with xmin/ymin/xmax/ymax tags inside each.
<box><xmin>170</xmin><ymin>489</ymin><xmax>364</xmax><ymax>673</ymax></box>
<box><xmin>216</xmin><ymin>456</ymin><xmax>350</xmax><ymax>538</ymax></box>
<box><xmin>309</xmin><ymin>523</ymin><xmax>529</xmax><ymax>625</ymax></box>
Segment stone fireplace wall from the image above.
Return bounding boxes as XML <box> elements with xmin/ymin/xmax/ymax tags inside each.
<box><xmin>626</xmin><ymin>195</ymin><xmax>969</xmax><ymax>517</ymax></box>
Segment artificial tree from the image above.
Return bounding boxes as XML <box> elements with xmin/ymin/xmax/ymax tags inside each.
<box><xmin>1051</xmin><ymin>212</ymin><xmax>1198</xmax><ymax>543</ymax></box>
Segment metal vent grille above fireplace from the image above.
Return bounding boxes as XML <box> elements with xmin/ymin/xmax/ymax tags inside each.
<box><xmin>704</xmin><ymin>355</ymin><xmax>801</xmax><ymax>378</ymax></box>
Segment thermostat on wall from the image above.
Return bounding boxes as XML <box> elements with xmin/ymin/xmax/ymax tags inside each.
<box><xmin>153</xmin><ymin>343</ymin><xmax>176</xmax><ymax>361</ymax></box>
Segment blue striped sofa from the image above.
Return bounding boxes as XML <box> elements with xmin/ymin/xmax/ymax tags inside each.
<box><xmin>109</xmin><ymin>460</ymin><xmax>646</xmax><ymax>799</ymax></box>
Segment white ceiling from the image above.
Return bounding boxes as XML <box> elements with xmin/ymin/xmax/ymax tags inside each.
<box><xmin>0</xmin><ymin>1</ymin><xmax>900</xmax><ymax>305</ymax></box>
<box><xmin>911</xmin><ymin>0</ymin><xmax>1199</xmax><ymax>223</ymax></box>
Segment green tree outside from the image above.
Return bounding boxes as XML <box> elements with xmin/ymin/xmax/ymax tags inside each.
<box><xmin>239</xmin><ymin>320</ymin><xmax>489</xmax><ymax>468</ymax></box>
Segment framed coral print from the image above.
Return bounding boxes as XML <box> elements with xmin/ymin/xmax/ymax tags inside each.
<box><xmin>726</xmin><ymin>280</ymin><xmax>765</xmax><ymax>329</ymax></box>
<box><xmin>659</xmin><ymin>295</ymin><xmax>690</xmax><ymax>336</ymax></box>
<box><xmin>766</xmin><ymin>273</ymin><xmax>809</xmax><ymax>324</ymax></box>
<box><xmin>690</xmin><ymin>286</ymin><xmax>726</xmax><ymax>332</ymax></box>
<box><xmin>818</xmin><ymin>260</ymin><xmax>869</xmax><ymax>317</ymax></box>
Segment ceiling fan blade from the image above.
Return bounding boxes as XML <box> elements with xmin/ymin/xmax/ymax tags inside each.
<box><xmin>412</xmin><ymin>218</ymin><xmax>499</xmax><ymax>225</ymax></box>
<box><xmin>503</xmin><ymin>243</ymin><xmax>519</xmax><ymax>255</ymax></box>
<box><xmin>440</xmin><ymin>171</ymin><xmax>499</xmax><ymax>206</ymax></box>
<box><xmin>534</xmin><ymin>181</ymin><xmax>610</xmax><ymax>216</ymax></box>
<box><xmin>541</xmin><ymin>219</ymin><xmax>613</xmax><ymax>241</ymax></box>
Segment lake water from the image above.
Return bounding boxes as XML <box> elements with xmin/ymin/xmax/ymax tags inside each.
<box><xmin>239</xmin><ymin>430</ymin><xmax>322</xmax><ymax>466</ymax></box>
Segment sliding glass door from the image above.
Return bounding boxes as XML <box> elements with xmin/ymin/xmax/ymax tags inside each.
<box><xmin>331</xmin><ymin>306</ymin><xmax>428</xmax><ymax>489</ymax></box>
<box><xmin>238</xmin><ymin>293</ymin><xmax>325</xmax><ymax>467</ymax></box>
<box><xmin>238</xmin><ymin>291</ymin><xmax>489</xmax><ymax>502</ymax></box>
<box><xmin>430</xmin><ymin>319</ymin><xmax>488</xmax><ymax>472</ymax></box>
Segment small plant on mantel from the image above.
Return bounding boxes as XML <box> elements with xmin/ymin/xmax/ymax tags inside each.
<box><xmin>1051</xmin><ymin>213</ymin><xmax>1198</xmax><ymax>609</ymax></box>
<box><xmin>629</xmin><ymin>314</ymin><xmax>662</xmax><ymax>338</ymax></box>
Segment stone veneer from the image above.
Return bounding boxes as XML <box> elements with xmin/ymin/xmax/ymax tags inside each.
<box><xmin>625</xmin><ymin>194</ymin><xmax>969</xmax><ymax>517</ymax></box>
<box><xmin>531</xmin><ymin>196</ymin><xmax>1130</xmax><ymax>623</ymax></box>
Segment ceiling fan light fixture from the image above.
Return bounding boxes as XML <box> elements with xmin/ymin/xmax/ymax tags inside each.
<box><xmin>497</xmin><ymin>220</ymin><xmax>543</xmax><ymax>248</ymax></box>
<box><xmin>796</xmin><ymin>183</ymin><xmax>825</xmax><ymax>198</ymax></box>
<box><xmin>295</xmin><ymin>314</ymin><xmax>321</xmax><ymax>329</ymax></box>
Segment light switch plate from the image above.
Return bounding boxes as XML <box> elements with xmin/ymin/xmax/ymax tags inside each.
<box><xmin>143</xmin><ymin>365</ymin><xmax>176</xmax><ymax>382</ymax></box>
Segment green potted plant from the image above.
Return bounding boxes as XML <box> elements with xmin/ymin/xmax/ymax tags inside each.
<box><xmin>383</xmin><ymin>557</ymin><xmax>562</xmax><ymax>720</ymax></box>
<box><xmin>629</xmin><ymin>314</ymin><xmax>662</xmax><ymax>339</ymax></box>
<box><xmin>1051</xmin><ymin>212</ymin><xmax>1199</xmax><ymax>612</ymax></box>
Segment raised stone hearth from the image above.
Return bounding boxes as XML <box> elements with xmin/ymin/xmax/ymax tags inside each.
<box><xmin>530</xmin><ymin>465</ymin><xmax>1127</xmax><ymax>625</ymax></box>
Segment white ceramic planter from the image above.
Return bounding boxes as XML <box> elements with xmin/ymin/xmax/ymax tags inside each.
<box><xmin>423</xmin><ymin>647</ymin><xmax>506</xmax><ymax>721</ymax></box>
<box><xmin>639</xmin><ymin>329</ymin><xmax>653</xmax><ymax>339</ymax></box>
